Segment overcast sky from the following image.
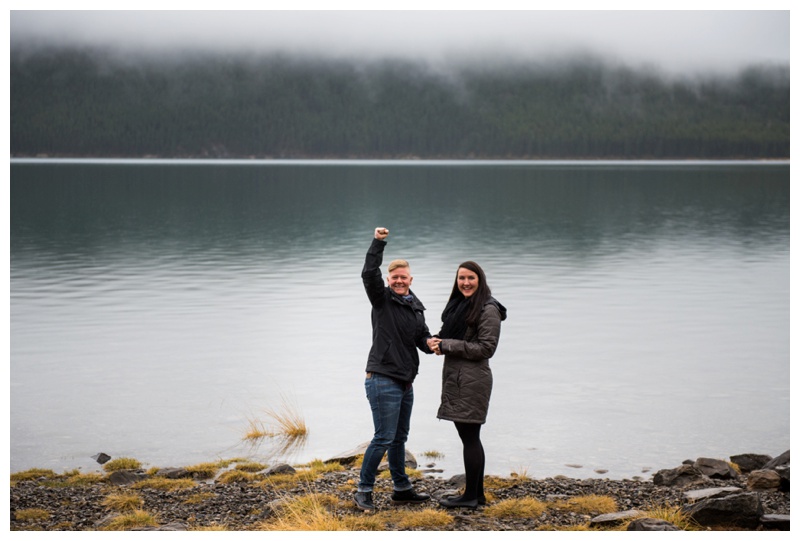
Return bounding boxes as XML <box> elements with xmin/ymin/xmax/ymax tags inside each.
<box><xmin>8</xmin><ymin>6</ymin><xmax>792</xmax><ymax>75</ymax></box>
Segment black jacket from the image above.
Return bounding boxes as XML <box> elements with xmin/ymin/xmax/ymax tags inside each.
<box><xmin>362</xmin><ymin>238</ymin><xmax>432</xmax><ymax>384</ymax></box>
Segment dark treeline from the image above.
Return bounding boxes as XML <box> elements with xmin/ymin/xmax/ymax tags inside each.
<box><xmin>10</xmin><ymin>47</ymin><xmax>789</xmax><ymax>159</ymax></box>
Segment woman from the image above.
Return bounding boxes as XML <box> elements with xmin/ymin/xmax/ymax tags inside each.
<box><xmin>427</xmin><ymin>261</ymin><xmax>507</xmax><ymax>509</ymax></box>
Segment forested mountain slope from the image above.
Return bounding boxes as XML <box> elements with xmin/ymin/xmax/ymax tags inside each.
<box><xmin>10</xmin><ymin>47</ymin><xmax>789</xmax><ymax>159</ymax></box>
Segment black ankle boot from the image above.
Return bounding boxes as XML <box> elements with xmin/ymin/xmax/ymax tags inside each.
<box><xmin>438</xmin><ymin>495</ymin><xmax>478</xmax><ymax>509</ymax></box>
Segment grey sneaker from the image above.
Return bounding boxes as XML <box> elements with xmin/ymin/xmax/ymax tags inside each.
<box><xmin>354</xmin><ymin>491</ymin><xmax>375</xmax><ymax>511</ymax></box>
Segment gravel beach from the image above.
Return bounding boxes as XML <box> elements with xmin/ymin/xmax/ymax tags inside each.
<box><xmin>10</xmin><ymin>458</ymin><xmax>790</xmax><ymax>531</ymax></box>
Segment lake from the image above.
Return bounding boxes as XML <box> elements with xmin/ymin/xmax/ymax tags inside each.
<box><xmin>9</xmin><ymin>159</ymin><xmax>790</xmax><ymax>480</ymax></box>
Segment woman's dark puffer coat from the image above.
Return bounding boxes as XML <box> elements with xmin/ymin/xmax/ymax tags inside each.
<box><xmin>437</xmin><ymin>299</ymin><xmax>506</xmax><ymax>424</ymax></box>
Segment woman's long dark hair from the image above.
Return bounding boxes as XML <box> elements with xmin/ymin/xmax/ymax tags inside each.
<box><xmin>446</xmin><ymin>261</ymin><xmax>492</xmax><ymax>327</ymax></box>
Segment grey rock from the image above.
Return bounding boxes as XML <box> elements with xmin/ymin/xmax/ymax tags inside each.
<box><xmin>652</xmin><ymin>464</ymin><xmax>706</xmax><ymax>488</ymax></box>
<box><xmin>627</xmin><ymin>518</ymin><xmax>681</xmax><ymax>531</ymax></box>
<box><xmin>447</xmin><ymin>473</ymin><xmax>466</xmax><ymax>488</ymax></box>
<box><xmin>763</xmin><ymin>450</ymin><xmax>789</xmax><ymax>470</ymax></box>
<box><xmin>729</xmin><ymin>453</ymin><xmax>773</xmax><ymax>473</ymax></box>
<box><xmin>325</xmin><ymin>442</ymin><xmax>417</xmax><ymax>469</ymax></box>
<box><xmin>590</xmin><ymin>510</ymin><xmax>644</xmax><ymax>526</ymax></box>
<box><xmin>760</xmin><ymin>514</ymin><xmax>790</xmax><ymax>531</ymax></box>
<box><xmin>91</xmin><ymin>452</ymin><xmax>111</xmax><ymax>465</ymax></box>
<box><xmin>694</xmin><ymin>457</ymin><xmax>737</xmax><ymax>480</ymax></box>
<box><xmin>682</xmin><ymin>492</ymin><xmax>763</xmax><ymax>529</ymax></box>
<box><xmin>156</xmin><ymin>467</ymin><xmax>192</xmax><ymax>479</ymax></box>
<box><xmin>774</xmin><ymin>464</ymin><xmax>790</xmax><ymax>490</ymax></box>
<box><xmin>683</xmin><ymin>486</ymin><xmax>741</xmax><ymax>502</ymax></box>
<box><xmin>106</xmin><ymin>470</ymin><xmax>147</xmax><ymax>486</ymax></box>
<box><xmin>265</xmin><ymin>463</ymin><xmax>296</xmax><ymax>476</ymax></box>
<box><xmin>747</xmin><ymin>469</ymin><xmax>781</xmax><ymax>491</ymax></box>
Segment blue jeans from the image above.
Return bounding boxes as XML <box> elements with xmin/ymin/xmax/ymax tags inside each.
<box><xmin>358</xmin><ymin>372</ymin><xmax>414</xmax><ymax>493</ymax></box>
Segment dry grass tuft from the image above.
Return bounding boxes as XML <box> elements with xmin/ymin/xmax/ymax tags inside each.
<box><xmin>218</xmin><ymin>469</ymin><xmax>260</xmax><ymax>484</ymax></box>
<box><xmin>264</xmin><ymin>397</ymin><xmax>309</xmax><ymax>438</ymax></box>
<box><xmin>554</xmin><ymin>495</ymin><xmax>618</xmax><ymax>515</ymax></box>
<box><xmin>101</xmin><ymin>510</ymin><xmax>158</xmax><ymax>531</ymax></box>
<box><xmin>184</xmin><ymin>462</ymin><xmax>220</xmax><ymax>480</ymax></box>
<box><xmin>484</xmin><ymin>497</ymin><xmax>548</xmax><ymax>519</ymax></box>
<box><xmin>235</xmin><ymin>461</ymin><xmax>268</xmax><ymax>472</ymax></box>
<box><xmin>258</xmin><ymin>493</ymin><xmax>383</xmax><ymax>531</ymax></box>
<box><xmin>10</xmin><ymin>468</ymin><xmax>58</xmax><ymax>484</ymax></box>
<box><xmin>102</xmin><ymin>492</ymin><xmax>144</xmax><ymax>512</ymax></box>
<box><xmin>636</xmin><ymin>504</ymin><xmax>700</xmax><ymax>531</ymax></box>
<box><xmin>243</xmin><ymin>418</ymin><xmax>271</xmax><ymax>441</ymax></box>
<box><xmin>103</xmin><ymin>457</ymin><xmax>142</xmax><ymax>472</ymax></box>
<box><xmin>15</xmin><ymin>508</ymin><xmax>51</xmax><ymax>522</ymax></box>
<box><xmin>483</xmin><ymin>475</ymin><xmax>520</xmax><ymax>490</ymax></box>
<box><xmin>385</xmin><ymin>508</ymin><xmax>454</xmax><ymax>529</ymax></box>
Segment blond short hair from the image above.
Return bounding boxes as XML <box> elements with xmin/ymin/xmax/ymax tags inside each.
<box><xmin>387</xmin><ymin>259</ymin><xmax>410</xmax><ymax>273</ymax></box>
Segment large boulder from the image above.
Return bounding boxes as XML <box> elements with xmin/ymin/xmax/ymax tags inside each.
<box><xmin>694</xmin><ymin>457</ymin><xmax>738</xmax><ymax>480</ymax></box>
<box><xmin>729</xmin><ymin>453</ymin><xmax>772</xmax><ymax>473</ymax></box>
<box><xmin>682</xmin><ymin>492</ymin><xmax>763</xmax><ymax>529</ymax></box>
<box><xmin>652</xmin><ymin>464</ymin><xmax>706</xmax><ymax>488</ymax></box>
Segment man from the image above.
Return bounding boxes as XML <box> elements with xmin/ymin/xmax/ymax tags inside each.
<box><xmin>354</xmin><ymin>227</ymin><xmax>432</xmax><ymax>511</ymax></box>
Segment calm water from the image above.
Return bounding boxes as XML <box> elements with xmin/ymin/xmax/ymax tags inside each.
<box><xmin>9</xmin><ymin>160</ymin><xmax>790</xmax><ymax>480</ymax></box>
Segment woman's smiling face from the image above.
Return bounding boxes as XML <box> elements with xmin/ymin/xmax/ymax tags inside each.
<box><xmin>457</xmin><ymin>267</ymin><xmax>479</xmax><ymax>297</ymax></box>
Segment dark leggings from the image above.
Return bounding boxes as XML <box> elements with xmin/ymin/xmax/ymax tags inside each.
<box><xmin>454</xmin><ymin>421</ymin><xmax>485</xmax><ymax>501</ymax></box>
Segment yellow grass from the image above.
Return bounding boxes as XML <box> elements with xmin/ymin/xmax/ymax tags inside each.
<box><xmin>183</xmin><ymin>492</ymin><xmax>217</xmax><ymax>505</ymax></box>
<box><xmin>264</xmin><ymin>397</ymin><xmax>308</xmax><ymax>438</ymax></box>
<box><xmin>420</xmin><ymin>450</ymin><xmax>445</xmax><ymax>459</ymax></box>
<box><xmin>102</xmin><ymin>493</ymin><xmax>144</xmax><ymax>512</ymax></box>
<box><xmin>10</xmin><ymin>468</ymin><xmax>58</xmax><ymax>483</ymax></box>
<box><xmin>184</xmin><ymin>461</ymin><xmax>220</xmax><ymax>479</ymax></box>
<box><xmin>510</xmin><ymin>466</ymin><xmax>531</xmax><ymax>481</ymax></box>
<box><xmin>243</xmin><ymin>418</ymin><xmax>271</xmax><ymax>441</ymax></box>
<box><xmin>484</xmin><ymin>497</ymin><xmax>548</xmax><ymax>519</ymax></box>
<box><xmin>235</xmin><ymin>461</ymin><xmax>269</xmax><ymax>472</ymax></box>
<box><xmin>553</xmin><ymin>495</ymin><xmax>618</xmax><ymax>515</ymax></box>
<box><xmin>258</xmin><ymin>493</ymin><xmax>384</xmax><ymax>531</ymax></box>
<box><xmin>15</xmin><ymin>508</ymin><xmax>51</xmax><ymax>522</ymax></box>
<box><xmin>103</xmin><ymin>457</ymin><xmax>142</xmax><ymax>472</ymax></box>
<box><xmin>634</xmin><ymin>505</ymin><xmax>700</xmax><ymax>531</ymax></box>
<box><xmin>101</xmin><ymin>510</ymin><xmax>158</xmax><ymax>531</ymax></box>
<box><xmin>218</xmin><ymin>470</ymin><xmax>260</xmax><ymax>484</ymax></box>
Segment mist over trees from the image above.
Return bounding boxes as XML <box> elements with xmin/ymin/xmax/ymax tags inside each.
<box><xmin>10</xmin><ymin>46</ymin><xmax>789</xmax><ymax>159</ymax></box>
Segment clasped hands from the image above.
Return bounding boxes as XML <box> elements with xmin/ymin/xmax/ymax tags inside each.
<box><xmin>427</xmin><ymin>337</ymin><xmax>443</xmax><ymax>355</ymax></box>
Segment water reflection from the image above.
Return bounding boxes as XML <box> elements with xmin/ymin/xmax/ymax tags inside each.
<box><xmin>10</xmin><ymin>161</ymin><xmax>789</xmax><ymax>478</ymax></box>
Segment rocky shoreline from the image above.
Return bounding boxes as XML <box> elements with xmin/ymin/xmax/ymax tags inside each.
<box><xmin>10</xmin><ymin>449</ymin><xmax>789</xmax><ymax>531</ymax></box>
